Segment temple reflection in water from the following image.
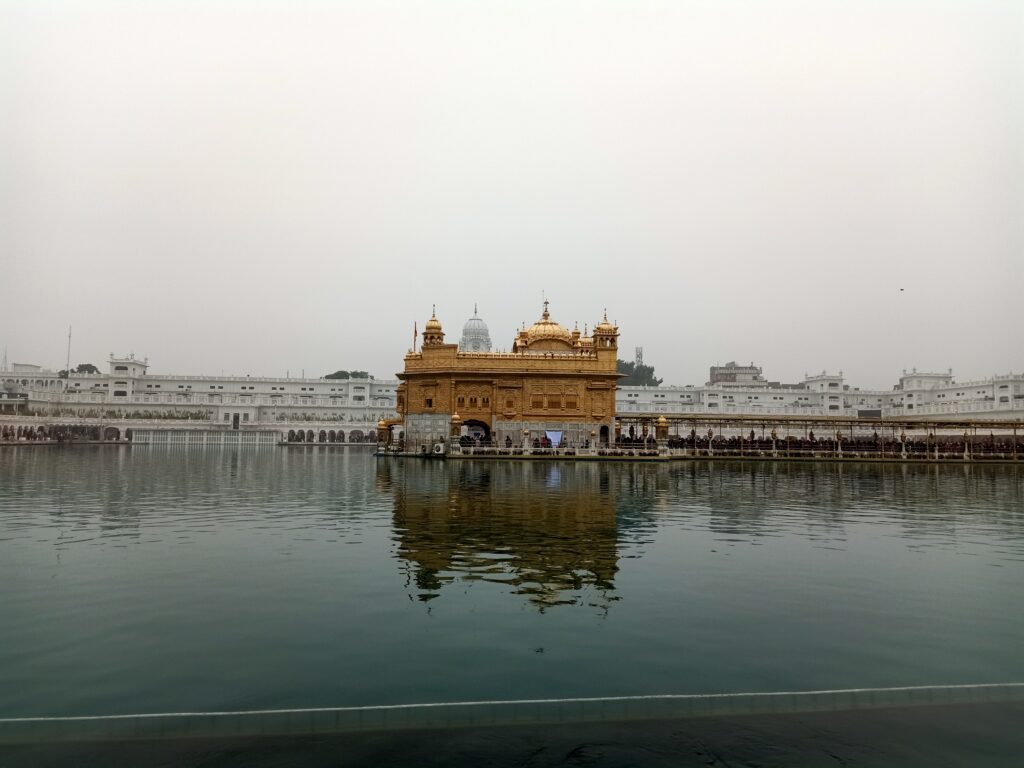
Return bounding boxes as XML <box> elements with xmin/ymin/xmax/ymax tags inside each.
<box><xmin>378</xmin><ymin>459</ymin><xmax>621</xmax><ymax>610</ymax></box>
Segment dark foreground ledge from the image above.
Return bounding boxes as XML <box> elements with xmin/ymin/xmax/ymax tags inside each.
<box><xmin>2</xmin><ymin>701</ymin><xmax>1023</xmax><ymax>768</ymax></box>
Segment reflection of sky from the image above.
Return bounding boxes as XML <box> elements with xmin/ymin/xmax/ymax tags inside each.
<box><xmin>545</xmin><ymin>466</ymin><xmax>561</xmax><ymax>489</ymax></box>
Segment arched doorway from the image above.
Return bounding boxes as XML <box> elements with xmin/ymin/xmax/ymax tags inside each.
<box><xmin>288</xmin><ymin>429</ymin><xmax>296</xmax><ymax>442</ymax></box>
<box><xmin>463</xmin><ymin>419</ymin><xmax>491</xmax><ymax>444</ymax></box>
<box><xmin>306</xmin><ymin>429</ymin><xmax>315</xmax><ymax>443</ymax></box>
<box><xmin>295</xmin><ymin>430</ymin><xmax>305</xmax><ymax>442</ymax></box>
<box><xmin>104</xmin><ymin>426</ymin><xmax>120</xmax><ymax>441</ymax></box>
<box><xmin>318</xmin><ymin>430</ymin><xmax>327</xmax><ymax>443</ymax></box>
<box><xmin>328</xmin><ymin>430</ymin><xmax>337</xmax><ymax>442</ymax></box>
<box><xmin>349</xmin><ymin>429</ymin><xmax>363</xmax><ymax>443</ymax></box>
<box><xmin>599</xmin><ymin>425</ymin><xmax>610</xmax><ymax>446</ymax></box>
<box><xmin>336</xmin><ymin>430</ymin><xmax>346</xmax><ymax>443</ymax></box>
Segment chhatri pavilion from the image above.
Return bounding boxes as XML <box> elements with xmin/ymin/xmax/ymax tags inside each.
<box><xmin>389</xmin><ymin>301</ymin><xmax>621</xmax><ymax>453</ymax></box>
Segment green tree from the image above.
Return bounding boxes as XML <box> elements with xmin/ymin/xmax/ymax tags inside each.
<box><xmin>58</xmin><ymin>362</ymin><xmax>100</xmax><ymax>378</ymax></box>
<box><xmin>324</xmin><ymin>370</ymin><xmax>351</xmax><ymax>379</ymax></box>
<box><xmin>617</xmin><ymin>359</ymin><xmax>663</xmax><ymax>387</ymax></box>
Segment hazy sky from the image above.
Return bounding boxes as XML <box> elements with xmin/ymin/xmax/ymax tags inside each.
<box><xmin>2</xmin><ymin>0</ymin><xmax>1021</xmax><ymax>388</ymax></box>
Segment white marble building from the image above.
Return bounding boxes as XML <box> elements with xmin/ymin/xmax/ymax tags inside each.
<box><xmin>4</xmin><ymin>351</ymin><xmax>1022</xmax><ymax>428</ymax></box>
<box><xmin>616</xmin><ymin>363</ymin><xmax>1024</xmax><ymax>420</ymax></box>
<box><xmin>3</xmin><ymin>354</ymin><xmax>398</xmax><ymax>438</ymax></box>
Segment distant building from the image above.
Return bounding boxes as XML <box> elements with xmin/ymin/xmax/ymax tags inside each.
<box><xmin>708</xmin><ymin>361</ymin><xmax>766</xmax><ymax>386</ymax></box>
<box><xmin>617</xmin><ymin>365</ymin><xmax>1024</xmax><ymax>419</ymax></box>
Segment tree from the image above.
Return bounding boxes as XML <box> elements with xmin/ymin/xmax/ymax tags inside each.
<box><xmin>59</xmin><ymin>363</ymin><xmax>100</xmax><ymax>378</ymax></box>
<box><xmin>617</xmin><ymin>359</ymin><xmax>663</xmax><ymax>387</ymax></box>
<box><xmin>324</xmin><ymin>370</ymin><xmax>374</xmax><ymax>380</ymax></box>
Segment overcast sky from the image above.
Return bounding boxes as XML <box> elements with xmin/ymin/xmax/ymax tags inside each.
<box><xmin>2</xmin><ymin>0</ymin><xmax>1021</xmax><ymax>388</ymax></box>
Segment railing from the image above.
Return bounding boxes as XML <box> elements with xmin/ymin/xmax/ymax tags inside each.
<box><xmin>3</xmin><ymin>684</ymin><xmax>1021</xmax><ymax>744</ymax></box>
<box><xmin>0</xmin><ymin>415</ymin><xmax>385</xmax><ymax>433</ymax></box>
<box><xmin>444</xmin><ymin>440</ymin><xmax>1021</xmax><ymax>461</ymax></box>
<box><xmin>662</xmin><ymin>440</ymin><xmax>1020</xmax><ymax>461</ymax></box>
<box><xmin>887</xmin><ymin>401</ymin><xmax>1017</xmax><ymax>416</ymax></box>
<box><xmin>619</xmin><ymin>404</ymin><xmax>853</xmax><ymax>417</ymax></box>
<box><xmin>26</xmin><ymin>391</ymin><xmax>396</xmax><ymax>409</ymax></box>
<box><xmin>450</xmin><ymin>446</ymin><xmax>604</xmax><ymax>458</ymax></box>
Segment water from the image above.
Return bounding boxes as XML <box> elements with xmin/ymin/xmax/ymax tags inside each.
<box><xmin>1</xmin><ymin>447</ymin><xmax>1022</xmax><ymax>719</ymax></box>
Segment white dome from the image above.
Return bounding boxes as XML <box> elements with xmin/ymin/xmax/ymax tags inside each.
<box><xmin>458</xmin><ymin>305</ymin><xmax>492</xmax><ymax>352</ymax></box>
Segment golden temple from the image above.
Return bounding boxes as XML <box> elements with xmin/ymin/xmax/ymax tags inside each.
<box><xmin>385</xmin><ymin>300</ymin><xmax>621</xmax><ymax>454</ymax></box>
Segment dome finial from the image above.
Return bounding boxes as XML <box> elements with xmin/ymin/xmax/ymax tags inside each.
<box><xmin>431</xmin><ymin>303</ymin><xmax>436</xmax><ymax>317</ymax></box>
<box><xmin>474</xmin><ymin>302</ymin><xmax>478</xmax><ymax>316</ymax></box>
<box><xmin>542</xmin><ymin>297</ymin><xmax>550</xmax><ymax>320</ymax></box>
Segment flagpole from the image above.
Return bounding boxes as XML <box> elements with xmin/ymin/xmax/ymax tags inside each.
<box><xmin>65</xmin><ymin>325</ymin><xmax>72</xmax><ymax>391</ymax></box>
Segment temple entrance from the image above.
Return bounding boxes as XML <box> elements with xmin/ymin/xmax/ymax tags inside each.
<box><xmin>599</xmin><ymin>425</ymin><xmax>610</xmax><ymax>446</ymax></box>
<box><xmin>463</xmin><ymin>419</ymin><xmax>491</xmax><ymax>444</ymax></box>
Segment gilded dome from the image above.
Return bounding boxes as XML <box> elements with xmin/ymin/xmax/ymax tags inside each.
<box><xmin>525</xmin><ymin>300</ymin><xmax>572</xmax><ymax>345</ymax></box>
<box><xmin>424</xmin><ymin>307</ymin><xmax>442</xmax><ymax>333</ymax></box>
<box><xmin>594</xmin><ymin>309</ymin><xmax>615</xmax><ymax>333</ymax></box>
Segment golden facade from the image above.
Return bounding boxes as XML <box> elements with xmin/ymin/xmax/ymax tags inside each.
<box><xmin>393</xmin><ymin>301</ymin><xmax>620</xmax><ymax>451</ymax></box>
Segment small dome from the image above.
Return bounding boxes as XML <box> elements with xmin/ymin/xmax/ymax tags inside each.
<box><xmin>421</xmin><ymin>305</ymin><xmax>446</xmax><ymax>347</ymax></box>
<box><xmin>594</xmin><ymin>309</ymin><xmax>615</xmax><ymax>333</ymax></box>
<box><xmin>425</xmin><ymin>310</ymin><xmax>442</xmax><ymax>332</ymax></box>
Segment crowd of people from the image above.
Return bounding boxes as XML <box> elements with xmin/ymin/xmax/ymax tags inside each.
<box><xmin>1</xmin><ymin>425</ymin><xmax>121</xmax><ymax>442</ymax></box>
<box><xmin>660</xmin><ymin>428</ymin><xmax>1022</xmax><ymax>457</ymax></box>
<box><xmin>444</xmin><ymin>427</ymin><xmax>1024</xmax><ymax>459</ymax></box>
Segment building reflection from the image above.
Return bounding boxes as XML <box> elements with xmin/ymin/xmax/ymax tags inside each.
<box><xmin>378</xmin><ymin>460</ymin><xmax>620</xmax><ymax>611</ymax></box>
